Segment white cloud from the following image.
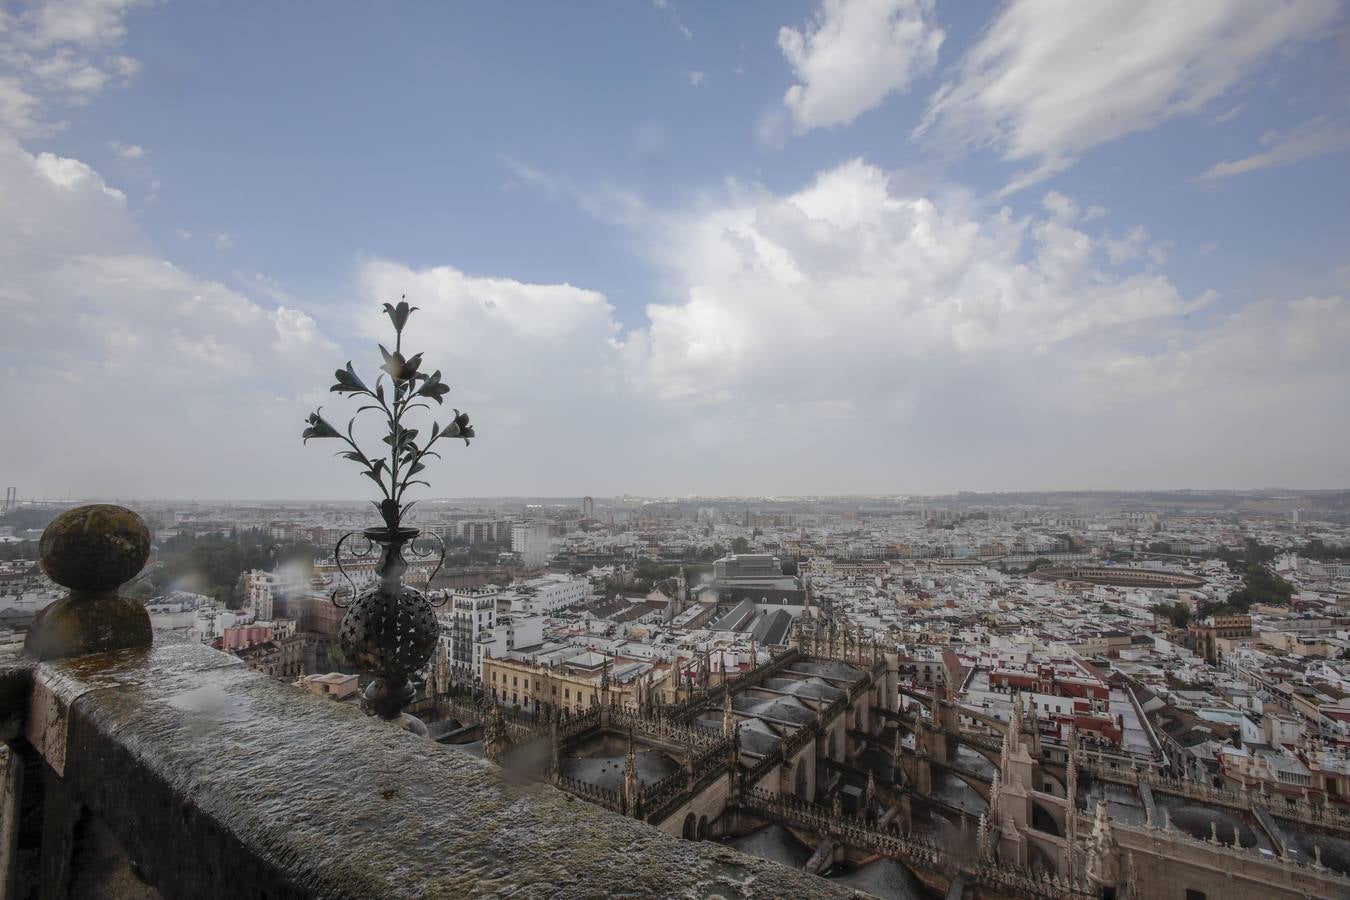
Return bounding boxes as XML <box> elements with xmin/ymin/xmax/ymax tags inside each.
<box><xmin>1210</xmin><ymin>103</ymin><xmax>1246</xmax><ymax>125</ymax></box>
<box><xmin>779</xmin><ymin>0</ymin><xmax>943</xmax><ymax>134</ymax></box>
<box><xmin>583</xmin><ymin>159</ymin><xmax>1344</xmax><ymax>490</ymax></box>
<box><xmin>917</xmin><ymin>0</ymin><xmax>1339</xmax><ymax>194</ymax></box>
<box><xmin>0</xmin><ymin>136</ymin><xmax>340</xmax><ymax>499</ymax></box>
<box><xmin>0</xmin><ymin>0</ymin><xmax>145</xmax><ymax>136</ymax></box>
<box><xmin>651</xmin><ymin>0</ymin><xmax>692</xmax><ymax>40</ymax></box>
<box><xmin>108</xmin><ymin>139</ymin><xmax>143</xmax><ymax>158</ymax></box>
<box><xmin>211</xmin><ymin>231</ymin><xmax>234</xmax><ymax>249</ymax></box>
<box><xmin>687</xmin><ymin>70</ymin><xmax>706</xmax><ymax>87</ymax></box>
<box><xmin>627</xmin><ymin>160</ymin><xmax>1203</xmax><ymax>410</ymax></box>
<box><xmin>1197</xmin><ymin>115</ymin><xmax>1350</xmax><ymax>182</ymax></box>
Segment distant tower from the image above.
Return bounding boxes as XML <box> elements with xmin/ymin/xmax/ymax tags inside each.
<box><xmin>582</xmin><ymin>496</ymin><xmax>594</xmax><ymax>519</ymax></box>
<box><xmin>3</xmin><ymin>487</ymin><xmax>14</xmax><ymax>512</ymax></box>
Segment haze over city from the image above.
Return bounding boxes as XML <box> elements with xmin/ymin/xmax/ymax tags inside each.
<box><xmin>8</xmin><ymin>4</ymin><xmax>1350</xmax><ymax>898</ymax></box>
<box><xmin>2</xmin><ymin>0</ymin><xmax>1348</xmax><ymax>501</ymax></box>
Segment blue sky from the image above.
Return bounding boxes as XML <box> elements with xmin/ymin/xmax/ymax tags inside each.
<box><xmin>2</xmin><ymin>0</ymin><xmax>1349</xmax><ymax>500</ymax></box>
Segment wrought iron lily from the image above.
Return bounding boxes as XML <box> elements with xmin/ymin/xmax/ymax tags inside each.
<box><xmin>302</xmin><ymin>298</ymin><xmax>475</xmax><ymax>734</ymax></box>
<box><xmin>305</xmin><ymin>298</ymin><xmax>473</xmax><ymax>527</ymax></box>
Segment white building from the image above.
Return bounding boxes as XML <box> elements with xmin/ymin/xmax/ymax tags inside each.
<box><xmin>243</xmin><ymin>570</ymin><xmax>278</xmax><ymax>621</ymax></box>
<box><xmin>506</xmin><ymin>574</ymin><xmax>589</xmax><ymax>614</ymax></box>
<box><xmin>438</xmin><ymin>588</ymin><xmax>498</xmax><ymax>684</ymax></box>
<box><xmin>480</xmin><ymin>614</ymin><xmax>546</xmax><ymax>661</ymax></box>
<box><xmin>512</xmin><ymin>524</ymin><xmax>553</xmax><ymax>567</ymax></box>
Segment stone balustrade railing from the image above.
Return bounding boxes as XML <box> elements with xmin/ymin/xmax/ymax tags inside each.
<box><xmin>743</xmin><ymin>744</ymin><xmax>785</xmax><ymax>787</ymax></box>
<box><xmin>607</xmin><ymin>706</ymin><xmax>723</xmax><ymax>748</ymax></box>
<box><xmin>782</xmin><ymin>719</ymin><xmax>820</xmax><ymax>760</ymax></box>
<box><xmin>555</xmin><ymin>772</ymin><xmax>625</xmax><ymax>814</ymax></box>
<box><xmin>742</xmin><ymin>788</ymin><xmax>1096</xmax><ymax>899</ymax></box>
<box><xmin>1115</xmin><ymin>820</ymin><xmax>1350</xmax><ymax>890</ymax></box>
<box><xmin>641</xmin><ymin>767</ymin><xmax>690</xmax><ymax>816</ymax></box>
<box><xmin>1080</xmin><ymin>755</ymin><xmax>1350</xmax><ymax>835</ymax></box>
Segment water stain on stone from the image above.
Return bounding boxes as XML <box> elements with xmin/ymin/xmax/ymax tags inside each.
<box><xmin>163</xmin><ymin>684</ymin><xmax>249</xmax><ymax>722</ymax></box>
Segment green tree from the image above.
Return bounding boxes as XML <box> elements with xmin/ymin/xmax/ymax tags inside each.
<box><xmin>730</xmin><ymin>537</ymin><xmax>751</xmax><ymax>554</ymax></box>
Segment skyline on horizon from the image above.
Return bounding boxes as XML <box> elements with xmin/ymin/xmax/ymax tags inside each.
<box><xmin>3</xmin><ymin>1</ymin><xmax>1349</xmax><ymax>502</ymax></box>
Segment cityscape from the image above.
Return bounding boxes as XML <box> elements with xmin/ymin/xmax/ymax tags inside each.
<box><xmin>4</xmin><ymin>489</ymin><xmax>1350</xmax><ymax>897</ymax></box>
<box><xmin>3</xmin><ymin>0</ymin><xmax>1350</xmax><ymax>898</ymax></box>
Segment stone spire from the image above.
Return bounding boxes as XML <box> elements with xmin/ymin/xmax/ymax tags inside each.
<box><xmin>723</xmin><ymin>691</ymin><xmax>735</xmax><ymax>737</ymax></box>
<box><xmin>977</xmin><ymin>812</ymin><xmax>992</xmax><ymax>862</ymax></box>
<box><xmin>1008</xmin><ymin>692</ymin><xmax>1024</xmax><ymax>754</ymax></box>
<box><xmin>1065</xmin><ymin>729</ymin><xmax>1080</xmax><ymax>875</ymax></box>
<box><xmin>989</xmin><ymin>771</ymin><xmax>1002</xmax><ymax>821</ymax></box>
<box><xmin>546</xmin><ymin>717</ymin><xmax>560</xmax><ymax>783</ymax></box>
<box><xmin>623</xmin><ymin>730</ymin><xmax>642</xmax><ymax>818</ymax></box>
<box><xmin>749</xmin><ymin>638</ymin><xmax>757</xmax><ymax>669</ymax></box>
<box><xmin>1067</xmin><ymin>729</ymin><xmax>1079</xmax><ymax>799</ymax></box>
<box><xmin>1085</xmin><ymin>800</ymin><xmax>1119</xmax><ymax>888</ymax></box>
<box><xmin>482</xmin><ymin>701</ymin><xmax>511</xmax><ymax>765</ymax></box>
<box><xmin>865</xmin><ymin>769</ymin><xmax>876</xmax><ymax>811</ymax></box>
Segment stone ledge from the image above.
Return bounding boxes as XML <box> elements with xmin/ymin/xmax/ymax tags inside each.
<box><xmin>22</xmin><ymin>635</ymin><xmax>856</xmax><ymax>898</ymax></box>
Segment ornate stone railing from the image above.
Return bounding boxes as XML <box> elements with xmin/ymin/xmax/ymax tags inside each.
<box><xmin>607</xmin><ymin>707</ymin><xmax>723</xmax><ymax>748</ymax></box>
<box><xmin>1081</xmin><ymin>758</ymin><xmax>1350</xmax><ymax>837</ymax></box>
<box><xmin>555</xmin><ymin>773</ymin><xmax>624</xmax><ymax>814</ymax></box>
<box><xmin>641</xmin><ymin>768</ymin><xmax>690</xmax><ymax>817</ymax></box>
<box><xmin>1114</xmin><ymin>820</ymin><xmax>1350</xmax><ymax>894</ymax></box>
<box><xmin>743</xmin><ymin>745</ymin><xmax>785</xmax><ymax>788</ymax></box>
<box><xmin>782</xmin><ymin>720</ymin><xmax>820</xmax><ymax>760</ymax></box>
<box><xmin>741</xmin><ymin>788</ymin><xmax>1094</xmax><ymax>899</ymax></box>
<box><xmin>819</xmin><ymin>694</ymin><xmax>848</xmax><ymax>724</ymax></box>
<box><xmin>440</xmin><ymin>697</ymin><xmax>537</xmax><ymax>739</ymax></box>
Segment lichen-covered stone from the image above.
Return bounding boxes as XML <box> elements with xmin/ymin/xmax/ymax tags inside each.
<box><xmin>39</xmin><ymin>504</ymin><xmax>151</xmax><ymax>593</ymax></box>
<box><xmin>25</xmin><ymin>504</ymin><xmax>152</xmax><ymax>660</ymax></box>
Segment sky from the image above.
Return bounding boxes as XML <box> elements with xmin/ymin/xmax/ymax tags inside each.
<box><xmin>1</xmin><ymin>0</ymin><xmax>1349</xmax><ymax>501</ymax></box>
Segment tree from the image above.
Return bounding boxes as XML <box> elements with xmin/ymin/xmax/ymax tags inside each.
<box><xmin>730</xmin><ymin>537</ymin><xmax>751</xmax><ymax>555</ymax></box>
<box><xmin>1152</xmin><ymin>602</ymin><xmax>1191</xmax><ymax>629</ymax></box>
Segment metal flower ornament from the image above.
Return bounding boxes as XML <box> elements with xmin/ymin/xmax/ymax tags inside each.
<box><xmin>302</xmin><ymin>298</ymin><xmax>474</xmax><ymax>734</ymax></box>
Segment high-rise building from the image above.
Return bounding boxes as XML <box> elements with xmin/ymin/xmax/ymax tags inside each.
<box><xmin>511</xmin><ymin>524</ymin><xmax>552</xmax><ymax>567</ymax></box>
<box><xmin>581</xmin><ymin>496</ymin><xmax>594</xmax><ymax>519</ymax></box>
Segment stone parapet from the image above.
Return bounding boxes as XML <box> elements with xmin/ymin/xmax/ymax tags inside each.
<box><xmin>2</xmin><ymin>634</ymin><xmax>852</xmax><ymax>898</ymax></box>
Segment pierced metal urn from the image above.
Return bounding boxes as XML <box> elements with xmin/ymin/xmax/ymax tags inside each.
<box><xmin>303</xmin><ymin>299</ymin><xmax>474</xmax><ymax>734</ymax></box>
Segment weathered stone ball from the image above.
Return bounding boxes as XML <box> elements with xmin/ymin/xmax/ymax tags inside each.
<box><xmin>39</xmin><ymin>504</ymin><xmax>151</xmax><ymax>593</ymax></box>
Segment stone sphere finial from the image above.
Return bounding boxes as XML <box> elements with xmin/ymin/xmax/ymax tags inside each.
<box><xmin>26</xmin><ymin>504</ymin><xmax>153</xmax><ymax>660</ymax></box>
<box><xmin>39</xmin><ymin>504</ymin><xmax>151</xmax><ymax>594</ymax></box>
